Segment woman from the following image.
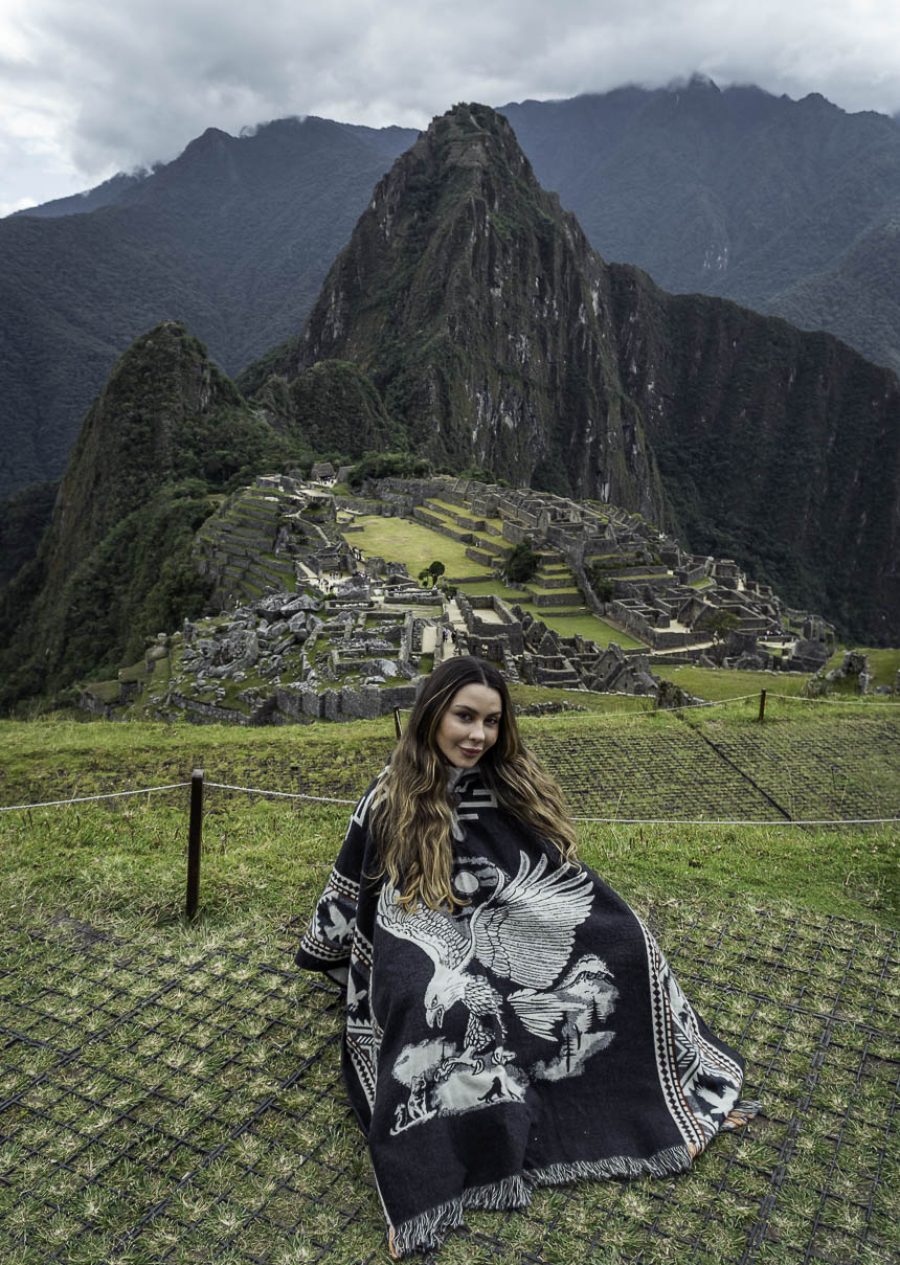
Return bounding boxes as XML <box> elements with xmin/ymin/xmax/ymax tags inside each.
<box><xmin>296</xmin><ymin>656</ymin><xmax>758</xmax><ymax>1257</ymax></box>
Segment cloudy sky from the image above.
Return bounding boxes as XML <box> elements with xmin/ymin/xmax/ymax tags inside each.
<box><xmin>2</xmin><ymin>0</ymin><xmax>899</xmax><ymax>216</ymax></box>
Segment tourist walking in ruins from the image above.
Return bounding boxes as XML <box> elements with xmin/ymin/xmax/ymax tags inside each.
<box><xmin>296</xmin><ymin>655</ymin><xmax>758</xmax><ymax>1257</ymax></box>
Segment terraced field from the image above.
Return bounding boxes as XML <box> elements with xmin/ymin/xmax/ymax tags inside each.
<box><xmin>653</xmin><ymin>664</ymin><xmax>811</xmax><ymax>700</ymax></box>
<box><xmin>348</xmin><ymin>514</ymin><xmax>480</xmax><ymax>576</ymax></box>
<box><xmin>345</xmin><ymin>514</ymin><xmax>646</xmax><ymax>646</ymax></box>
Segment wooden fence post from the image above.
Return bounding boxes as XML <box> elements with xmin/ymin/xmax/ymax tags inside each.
<box><xmin>758</xmin><ymin>689</ymin><xmax>767</xmax><ymax>723</ymax></box>
<box><xmin>186</xmin><ymin>768</ymin><xmax>204</xmax><ymax>919</ymax></box>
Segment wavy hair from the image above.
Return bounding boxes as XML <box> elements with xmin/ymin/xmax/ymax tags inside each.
<box><xmin>370</xmin><ymin>656</ymin><xmax>579</xmax><ymax>910</ymax></box>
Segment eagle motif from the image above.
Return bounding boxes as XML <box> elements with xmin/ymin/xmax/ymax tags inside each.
<box><xmin>377</xmin><ymin>851</ymin><xmax>595</xmax><ymax>1052</ymax></box>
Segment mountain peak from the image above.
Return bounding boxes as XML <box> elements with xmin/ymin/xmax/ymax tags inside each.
<box><xmin>680</xmin><ymin>73</ymin><xmax>721</xmax><ymax>93</ymax></box>
<box><xmin>192</xmin><ymin>126</ymin><xmax>232</xmax><ymax>146</ymax></box>
<box><xmin>50</xmin><ymin>321</ymin><xmax>239</xmax><ymax>564</ymax></box>
<box><xmin>411</xmin><ymin>101</ymin><xmax>532</xmax><ymax>177</ymax></box>
<box><xmin>274</xmin><ymin>102</ymin><xmax>662</xmax><ymax>511</ymax></box>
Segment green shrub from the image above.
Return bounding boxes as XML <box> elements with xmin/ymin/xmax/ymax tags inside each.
<box><xmin>505</xmin><ymin>542</ymin><xmax>539</xmax><ymax>585</ymax></box>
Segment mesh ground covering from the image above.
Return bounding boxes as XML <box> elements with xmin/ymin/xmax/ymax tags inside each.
<box><xmin>532</xmin><ymin>713</ymin><xmax>900</xmax><ymax>822</ymax></box>
<box><xmin>253</xmin><ymin>712</ymin><xmax>900</xmax><ymax>823</ymax></box>
<box><xmin>1</xmin><ymin>904</ymin><xmax>896</xmax><ymax>1265</ymax></box>
<box><xmin>2</xmin><ymin>711</ymin><xmax>896</xmax><ymax>827</ymax></box>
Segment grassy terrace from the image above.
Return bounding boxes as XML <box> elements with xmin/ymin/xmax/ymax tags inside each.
<box><xmin>655</xmin><ymin>658</ymin><xmax>900</xmax><ymax>703</ymax></box>
<box><xmin>654</xmin><ymin>664</ymin><xmax>814</xmax><ymax>700</ymax></box>
<box><xmin>349</xmin><ymin>514</ymin><xmax>481</xmax><ymax>576</ymax></box>
<box><xmin>0</xmin><ymin>707</ymin><xmax>897</xmax><ymax>1263</ymax></box>
<box><xmin>348</xmin><ymin>515</ymin><xmax>646</xmax><ymax>648</ymax></box>
<box><xmin>824</xmin><ymin>647</ymin><xmax>900</xmax><ymax>690</ymax></box>
<box><xmin>423</xmin><ymin>498</ymin><xmax>503</xmax><ymax>533</ymax></box>
<box><xmin>533</xmin><ymin>611</ymin><xmax>645</xmax><ymax>648</ymax></box>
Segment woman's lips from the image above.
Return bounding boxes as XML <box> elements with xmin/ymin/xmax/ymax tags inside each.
<box><xmin>460</xmin><ymin>746</ymin><xmax>482</xmax><ymax>757</ymax></box>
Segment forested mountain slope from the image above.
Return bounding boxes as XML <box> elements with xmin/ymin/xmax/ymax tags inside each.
<box><xmin>4</xmin><ymin>81</ymin><xmax>899</xmax><ymax>500</ymax></box>
<box><xmin>0</xmin><ymin>323</ymin><xmax>306</xmax><ymax>706</ymax></box>
<box><xmin>501</xmin><ymin>80</ymin><xmax>900</xmax><ymax>374</ymax></box>
<box><xmin>0</xmin><ymin>117</ymin><xmax>415</xmax><ymax>497</ymax></box>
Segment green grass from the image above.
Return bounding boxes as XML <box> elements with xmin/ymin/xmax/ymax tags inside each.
<box><xmin>824</xmin><ymin>646</ymin><xmax>900</xmax><ymax>690</ymax></box>
<box><xmin>349</xmin><ymin>514</ymin><xmax>491</xmax><ymax>578</ymax></box>
<box><xmin>454</xmin><ymin>588</ymin><xmax>647</xmax><ymax>648</ymax></box>
<box><xmin>80</xmin><ymin>678</ymin><xmax>121</xmax><ymax>704</ymax></box>
<box><xmin>117</xmin><ymin>657</ymin><xmax>153</xmax><ymax>684</ymax></box>
<box><xmin>657</xmin><ymin>658</ymin><xmax>899</xmax><ymax>706</ymax></box>
<box><xmin>0</xmin><ymin>781</ymin><xmax>895</xmax><ymax>933</ymax></box>
<box><xmin>866</xmin><ymin>647</ymin><xmax>900</xmax><ymax>688</ymax></box>
<box><xmin>424</xmin><ymin>498</ymin><xmax>485</xmax><ymax>525</ymax></box>
<box><xmin>468</xmin><ymin>531</ymin><xmax>510</xmax><ymax>554</ymax></box>
<box><xmin>0</xmin><ymin>710</ymin><xmax>897</xmax><ymax>1264</ymax></box>
<box><xmin>536</xmin><ymin>611</ymin><xmax>646</xmax><ymax>648</ymax></box>
<box><xmin>655</xmin><ymin>664</ymin><xmax>816</xmax><ymax>701</ymax></box>
<box><xmin>0</xmin><ymin>710</ymin><xmax>896</xmax><ymax>926</ymax></box>
<box><xmin>454</xmin><ymin>578</ymin><xmax>527</xmax><ymax>602</ymax></box>
<box><xmin>8</xmin><ymin>891</ymin><xmax>894</xmax><ymax>1265</ymax></box>
<box><xmin>344</xmin><ymin>514</ymin><xmax>649</xmax><ymax>649</ymax></box>
<box><xmin>509</xmin><ymin>683</ymin><xmax>653</xmax><ymax>714</ymax></box>
<box><xmin>526</xmin><ymin>585</ymin><xmax>583</xmax><ymax>598</ymax></box>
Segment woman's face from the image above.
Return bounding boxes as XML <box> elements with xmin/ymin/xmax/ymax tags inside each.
<box><xmin>434</xmin><ymin>682</ymin><xmax>503</xmax><ymax>768</ymax></box>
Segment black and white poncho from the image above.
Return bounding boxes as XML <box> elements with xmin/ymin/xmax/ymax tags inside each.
<box><xmin>296</xmin><ymin>768</ymin><xmax>758</xmax><ymax>1257</ymax></box>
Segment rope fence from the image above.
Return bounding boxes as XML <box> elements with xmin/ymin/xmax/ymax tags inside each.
<box><xmin>572</xmin><ymin>814</ymin><xmax>900</xmax><ymax>825</ymax></box>
<box><xmin>0</xmin><ymin>782</ymin><xmax>192</xmax><ymax>813</ymax></box>
<box><xmin>525</xmin><ymin>687</ymin><xmax>900</xmax><ymax>716</ymax></box>
<box><xmin>205</xmin><ymin>780</ymin><xmax>356</xmax><ymax>805</ymax></box>
<box><xmin>2</xmin><ymin>770</ymin><xmax>897</xmax><ymax>918</ymax></box>
<box><xmin>4</xmin><ymin>779</ymin><xmax>898</xmax><ymax>823</ymax></box>
<box><xmin>655</xmin><ymin>690</ymin><xmax>900</xmax><ymax>713</ymax></box>
<box><xmin>765</xmin><ymin>690</ymin><xmax>900</xmax><ymax>706</ymax></box>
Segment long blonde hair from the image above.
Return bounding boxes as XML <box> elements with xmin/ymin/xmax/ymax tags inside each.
<box><xmin>370</xmin><ymin>656</ymin><xmax>578</xmax><ymax>910</ymax></box>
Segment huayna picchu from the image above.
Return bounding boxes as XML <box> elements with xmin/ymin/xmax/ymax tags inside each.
<box><xmin>1</xmin><ymin>103</ymin><xmax>899</xmax><ymax>714</ymax></box>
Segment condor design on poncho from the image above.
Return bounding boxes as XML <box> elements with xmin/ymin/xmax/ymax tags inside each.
<box><xmin>296</xmin><ymin>769</ymin><xmax>758</xmax><ymax>1257</ymax></box>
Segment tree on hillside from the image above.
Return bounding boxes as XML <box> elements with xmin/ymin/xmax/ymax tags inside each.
<box><xmin>587</xmin><ymin>562</ymin><xmax>614</xmax><ymax>603</ymax></box>
<box><xmin>418</xmin><ymin>560</ymin><xmax>446</xmax><ymax>587</ymax></box>
<box><xmin>707</xmin><ymin>609</ymin><xmax>740</xmax><ymax>641</ymax></box>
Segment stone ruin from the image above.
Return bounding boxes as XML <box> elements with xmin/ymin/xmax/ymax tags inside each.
<box><xmin>371</xmin><ymin>474</ymin><xmax>835</xmax><ymax>672</ymax></box>
<box><xmin>514</xmin><ymin>608</ymin><xmax>658</xmax><ymax>695</ymax></box>
<box><xmin>80</xmin><ymin>472</ymin><xmax>840</xmax><ymax>724</ymax></box>
<box><xmin>806</xmin><ymin>650</ymin><xmax>883</xmax><ymax>697</ymax></box>
<box><xmin>129</xmin><ymin>583</ymin><xmax>449</xmax><ymax>724</ymax></box>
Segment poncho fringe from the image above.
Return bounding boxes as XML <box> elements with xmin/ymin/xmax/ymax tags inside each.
<box><xmin>389</xmin><ymin>1145</ymin><xmax>694</xmax><ymax>1256</ymax></box>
